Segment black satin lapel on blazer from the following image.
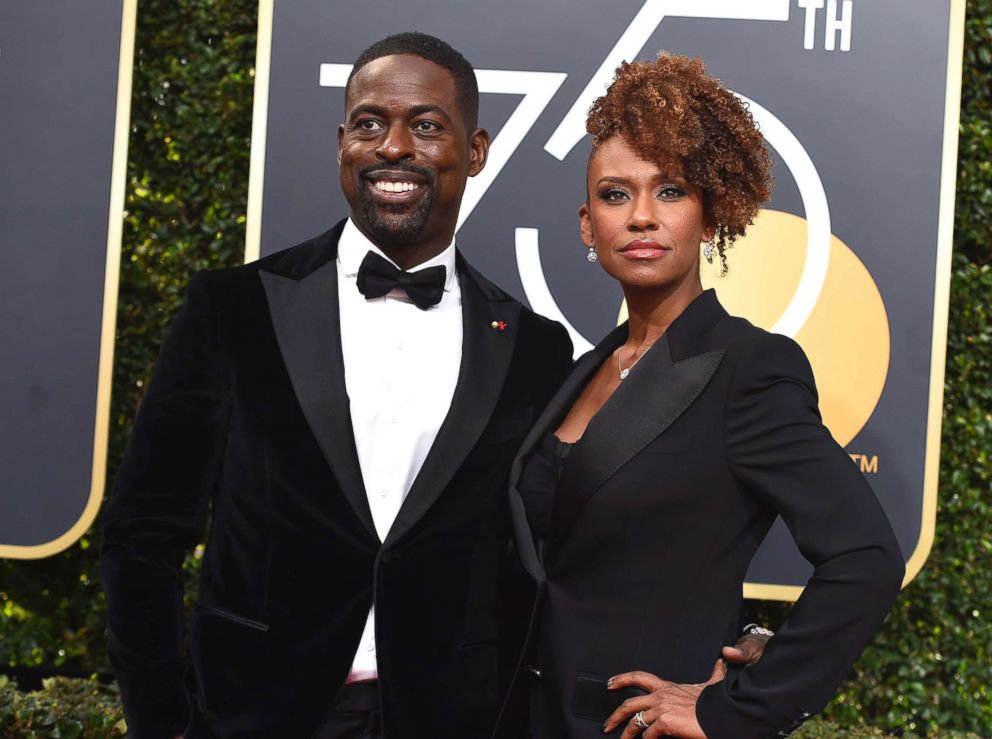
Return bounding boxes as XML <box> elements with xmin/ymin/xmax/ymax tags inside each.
<box><xmin>547</xmin><ymin>334</ymin><xmax>725</xmax><ymax>552</ymax></box>
<box><xmin>506</xmin><ymin>325</ymin><xmax>626</xmax><ymax>580</ymax></box>
<box><xmin>382</xmin><ymin>258</ymin><xmax>521</xmax><ymax>549</ymax></box>
<box><xmin>259</xmin><ymin>258</ymin><xmax>377</xmax><ymax>538</ymax></box>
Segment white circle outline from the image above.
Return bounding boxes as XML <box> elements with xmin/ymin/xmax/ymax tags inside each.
<box><xmin>515</xmin><ymin>94</ymin><xmax>831</xmax><ymax>356</ymax></box>
<box><xmin>739</xmin><ymin>94</ymin><xmax>831</xmax><ymax>338</ymax></box>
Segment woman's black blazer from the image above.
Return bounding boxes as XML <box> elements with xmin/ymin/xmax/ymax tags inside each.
<box><xmin>498</xmin><ymin>289</ymin><xmax>905</xmax><ymax>739</ymax></box>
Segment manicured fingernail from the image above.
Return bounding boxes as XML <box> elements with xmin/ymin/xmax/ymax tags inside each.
<box><xmin>606</xmin><ymin>678</ymin><xmax>614</xmax><ymax>688</ymax></box>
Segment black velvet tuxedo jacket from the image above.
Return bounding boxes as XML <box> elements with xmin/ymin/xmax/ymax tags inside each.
<box><xmin>497</xmin><ymin>290</ymin><xmax>904</xmax><ymax>739</ymax></box>
<box><xmin>100</xmin><ymin>220</ymin><xmax>573</xmax><ymax>739</ymax></box>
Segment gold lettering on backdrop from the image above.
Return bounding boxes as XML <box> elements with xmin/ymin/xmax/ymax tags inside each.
<box><xmin>849</xmin><ymin>454</ymin><xmax>879</xmax><ymax>474</ymax></box>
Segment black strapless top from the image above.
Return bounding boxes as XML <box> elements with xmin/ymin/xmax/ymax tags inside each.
<box><xmin>517</xmin><ymin>432</ymin><xmax>574</xmax><ymax>554</ymax></box>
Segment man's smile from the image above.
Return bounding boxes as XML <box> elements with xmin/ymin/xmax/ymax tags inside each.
<box><xmin>372</xmin><ymin>181</ymin><xmax>421</xmax><ymax>193</ymax></box>
<box><xmin>362</xmin><ymin>167</ymin><xmax>430</xmax><ymax>206</ymax></box>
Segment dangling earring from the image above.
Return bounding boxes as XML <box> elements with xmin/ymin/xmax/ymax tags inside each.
<box><xmin>702</xmin><ymin>237</ymin><xmax>716</xmax><ymax>263</ymax></box>
<box><xmin>586</xmin><ymin>244</ymin><xmax>598</xmax><ymax>263</ymax></box>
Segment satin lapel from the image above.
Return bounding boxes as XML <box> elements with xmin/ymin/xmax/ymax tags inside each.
<box><xmin>547</xmin><ymin>335</ymin><xmax>725</xmax><ymax>553</ymax></box>
<box><xmin>382</xmin><ymin>270</ymin><xmax>521</xmax><ymax>549</ymax></box>
<box><xmin>506</xmin><ymin>326</ymin><xmax>625</xmax><ymax>580</ymax></box>
<box><xmin>259</xmin><ymin>261</ymin><xmax>377</xmax><ymax>538</ymax></box>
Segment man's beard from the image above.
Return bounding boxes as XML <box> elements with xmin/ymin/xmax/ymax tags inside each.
<box><xmin>357</xmin><ymin>164</ymin><xmax>436</xmax><ymax>244</ymax></box>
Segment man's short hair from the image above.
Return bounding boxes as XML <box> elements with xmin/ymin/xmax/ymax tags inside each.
<box><xmin>347</xmin><ymin>31</ymin><xmax>480</xmax><ymax>129</ymax></box>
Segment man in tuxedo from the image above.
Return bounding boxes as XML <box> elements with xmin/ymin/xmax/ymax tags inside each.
<box><xmin>100</xmin><ymin>32</ymin><xmax>573</xmax><ymax>739</ymax></box>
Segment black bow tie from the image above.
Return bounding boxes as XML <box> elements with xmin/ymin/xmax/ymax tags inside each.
<box><xmin>356</xmin><ymin>250</ymin><xmax>447</xmax><ymax>310</ymax></box>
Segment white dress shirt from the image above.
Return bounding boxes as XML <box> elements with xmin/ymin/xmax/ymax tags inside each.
<box><xmin>337</xmin><ymin>219</ymin><xmax>463</xmax><ymax>682</ymax></box>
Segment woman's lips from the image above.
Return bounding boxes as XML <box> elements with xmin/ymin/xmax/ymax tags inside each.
<box><xmin>618</xmin><ymin>240</ymin><xmax>671</xmax><ymax>259</ymax></box>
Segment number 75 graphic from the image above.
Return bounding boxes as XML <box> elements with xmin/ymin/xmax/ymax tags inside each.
<box><xmin>320</xmin><ymin>0</ymin><xmax>830</xmax><ymax>356</ymax></box>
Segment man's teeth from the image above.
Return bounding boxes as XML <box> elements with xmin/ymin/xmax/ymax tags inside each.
<box><xmin>373</xmin><ymin>181</ymin><xmax>420</xmax><ymax>193</ymax></box>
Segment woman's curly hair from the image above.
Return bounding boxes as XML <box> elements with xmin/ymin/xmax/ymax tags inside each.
<box><xmin>587</xmin><ymin>52</ymin><xmax>773</xmax><ymax>273</ymax></box>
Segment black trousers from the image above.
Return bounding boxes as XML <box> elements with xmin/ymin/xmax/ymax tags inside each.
<box><xmin>313</xmin><ymin>682</ymin><xmax>382</xmax><ymax>739</ymax></box>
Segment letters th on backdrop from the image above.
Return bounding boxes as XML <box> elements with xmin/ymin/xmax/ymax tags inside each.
<box><xmin>0</xmin><ymin>3</ymin><xmax>134</xmax><ymax>557</ymax></box>
<box><xmin>249</xmin><ymin>0</ymin><xmax>964</xmax><ymax>599</ymax></box>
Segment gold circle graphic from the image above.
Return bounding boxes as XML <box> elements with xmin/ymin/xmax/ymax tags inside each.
<box><xmin>619</xmin><ymin>209</ymin><xmax>890</xmax><ymax>446</ymax></box>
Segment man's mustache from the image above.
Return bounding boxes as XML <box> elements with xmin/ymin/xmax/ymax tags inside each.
<box><xmin>358</xmin><ymin>162</ymin><xmax>435</xmax><ymax>184</ymax></box>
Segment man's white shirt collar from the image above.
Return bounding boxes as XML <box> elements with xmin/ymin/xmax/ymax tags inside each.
<box><xmin>338</xmin><ymin>218</ymin><xmax>458</xmax><ymax>292</ymax></box>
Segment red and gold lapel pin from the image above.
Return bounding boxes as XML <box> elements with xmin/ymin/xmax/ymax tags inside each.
<box><xmin>490</xmin><ymin>320</ymin><xmax>508</xmax><ymax>332</ymax></box>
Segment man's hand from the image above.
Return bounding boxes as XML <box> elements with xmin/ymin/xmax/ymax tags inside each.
<box><xmin>721</xmin><ymin>626</ymin><xmax>772</xmax><ymax>667</ymax></box>
<box><xmin>602</xmin><ymin>660</ymin><xmax>726</xmax><ymax>738</ymax></box>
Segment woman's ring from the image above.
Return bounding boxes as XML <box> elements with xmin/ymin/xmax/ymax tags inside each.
<box><xmin>633</xmin><ymin>710</ymin><xmax>650</xmax><ymax>729</ymax></box>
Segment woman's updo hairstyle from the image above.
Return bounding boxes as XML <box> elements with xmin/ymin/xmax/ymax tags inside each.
<box><xmin>586</xmin><ymin>52</ymin><xmax>773</xmax><ymax>273</ymax></box>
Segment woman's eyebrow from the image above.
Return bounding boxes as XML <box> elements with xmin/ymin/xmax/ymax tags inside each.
<box><xmin>595</xmin><ymin>176</ymin><xmax>630</xmax><ymax>186</ymax></box>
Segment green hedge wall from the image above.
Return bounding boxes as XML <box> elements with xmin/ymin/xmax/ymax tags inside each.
<box><xmin>0</xmin><ymin>676</ymin><xmax>126</xmax><ymax>739</ymax></box>
<box><xmin>1</xmin><ymin>0</ymin><xmax>990</xmax><ymax>735</ymax></box>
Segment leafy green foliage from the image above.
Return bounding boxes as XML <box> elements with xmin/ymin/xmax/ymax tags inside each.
<box><xmin>1</xmin><ymin>0</ymin><xmax>991</xmax><ymax>735</ymax></box>
<box><xmin>793</xmin><ymin>720</ymin><xmax>980</xmax><ymax>739</ymax></box>
<box><xmin>956</xmin><ymin>0</ymin><xmax>992</xmax><ymax>263</ymax></box>
<box><xmin>0</xmin><ymin>676</ymin><xmax>126</xmax><ymax>738</ymax></box>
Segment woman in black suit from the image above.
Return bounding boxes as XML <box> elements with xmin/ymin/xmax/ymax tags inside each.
<box><xmin>498</xmin><ymin>54</ymin><xmax>904</xmax><ymax>738</ymax></box>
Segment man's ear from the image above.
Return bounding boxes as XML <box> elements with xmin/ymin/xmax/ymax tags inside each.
<box><xmin>467</xmin><ymin>127</ymin><xmax>491</xmax><ymax>177</ymax></box>
<box><xmin>337</xmin><ymin>124</ymin><xmax>345</xmax><ymax>166</ymax></box>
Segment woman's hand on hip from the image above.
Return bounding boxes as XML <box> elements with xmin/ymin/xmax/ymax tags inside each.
<box><xmin>602</xmin><ymin>659</ymin><xmax>726</xmax><ymax>738</ymax></box>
